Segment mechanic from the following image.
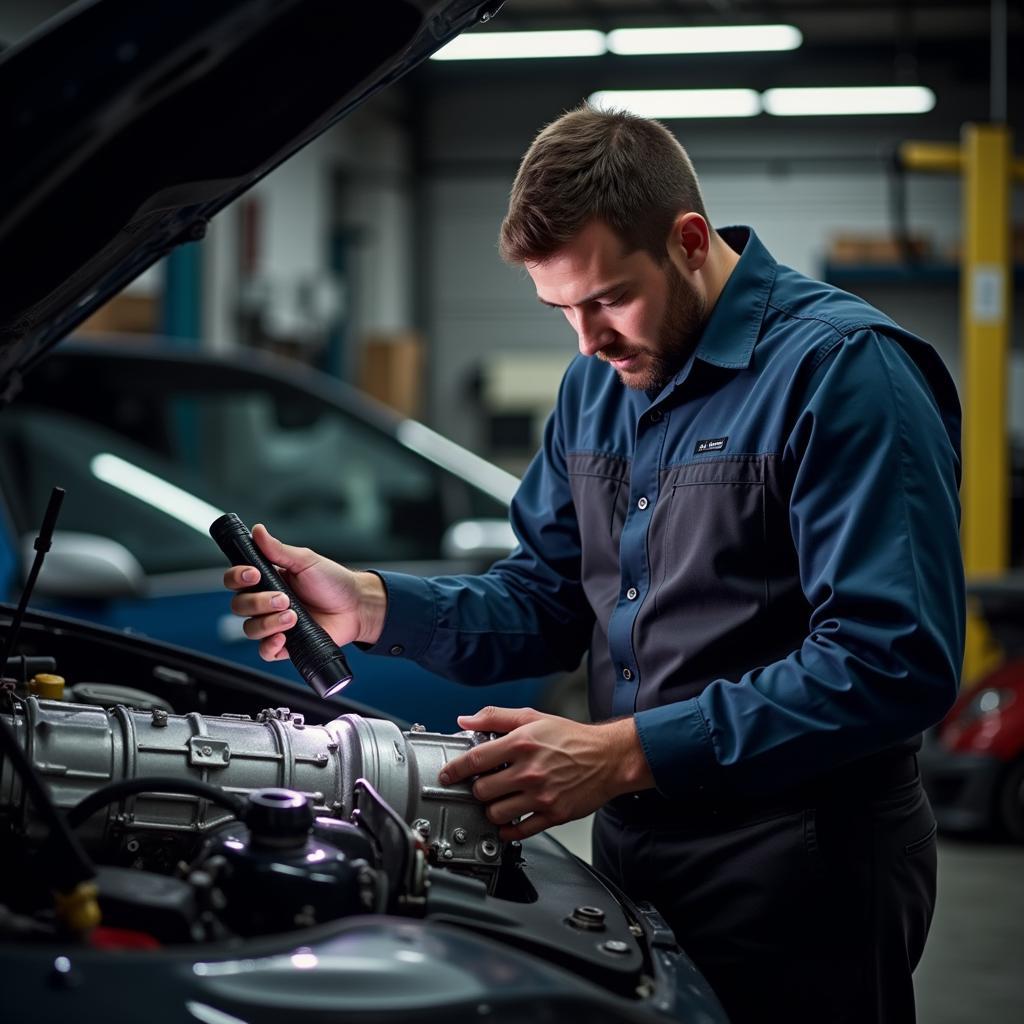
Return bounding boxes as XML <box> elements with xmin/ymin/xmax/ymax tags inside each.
<box><xmin>224</xmin><ymin>106</ymin><xmax>965</xmax><ymax>1023</ymax></box>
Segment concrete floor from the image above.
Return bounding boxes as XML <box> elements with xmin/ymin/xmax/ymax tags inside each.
<box><xmin>915</xmin><ymin>837</ymin><xmax>1024</xmax><ymax>1023</ymax></box>
<box><xmin>548</xmin><ymin>819</ymin><xmax>1024</xmax><ymax>1023</ymax></box>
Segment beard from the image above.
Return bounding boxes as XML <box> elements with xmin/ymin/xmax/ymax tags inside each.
<box><xmin>600</xmin><ymin>262</ymin><xmax>706</xmax><ymax>392</ymax></box>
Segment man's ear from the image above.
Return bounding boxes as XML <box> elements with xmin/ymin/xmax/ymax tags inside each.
<box><xmin>667</xmin><ymin>212</ymin><xmax>710</xmax><ymax>271</ymax></box>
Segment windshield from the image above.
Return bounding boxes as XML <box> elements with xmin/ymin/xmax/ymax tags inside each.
<box><xmin>0</xmin><ymin>349</ymin><xmax>508</xmax><ymax>576</ymax></box>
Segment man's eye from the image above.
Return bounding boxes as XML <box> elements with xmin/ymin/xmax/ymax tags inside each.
<box><xmin>600</xmin><ymin>295</ymin><xmax>626</xmax><ymax>308</ymax></box>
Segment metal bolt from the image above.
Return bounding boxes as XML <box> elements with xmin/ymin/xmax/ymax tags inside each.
<box><xmin>480</xmin><ymin>838</ymin><xmax>499</xmax><ymax>859</ymax></box>
<box><xmin>412</xmin><ymin>818</ymin><xmax>431</xmax><ymax>837</ymax></box>
<box><xmin>357</xmin><ymin>865</ymin><xmax>376</xmax><ymax>909</ymax></box>
<box><xmin>151</xmin><ymin>708</ymin><xmax>168</xmax><ymax>727</ymax></box>
<box><xmin>201</xmin><ymin>745</ymin><xmax>212</xmax><ymax>756</ymax></box>
<box><xmin>602</xmin><ymin>940</ymin><xmax>630</xmax><ymax>955</ymax></box>
<box><xmin>410</xmin><ymin>723</ymin><xmax>426</xmax><ymax>732</ymax></box>
<box><xmin>453</xmin><ymin>827</ymin><xmax>468</xmax><ymax>844</ymax></box>
<box><xmin>49</xmin><ymin>956</ymin><xmax>79</xmax><ymax>990</ymax></box>
<box><xmin>443</xmin><ymin>848</ymin><xmax>454</xmax><ymax>860</ymax></box>
<box><xmin>568</xmin><ymin>905</ymin><xmax>606</xmax><ymax>930</ymax></box>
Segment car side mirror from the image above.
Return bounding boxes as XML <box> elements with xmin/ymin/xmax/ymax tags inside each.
<box><xmin>21</xmin><ymin>530</ymin><xmax>145</xmax><ymax>599</ymax></box>
<box><xmin>440</xmin><ymin>518</ymin><xmax>517</xmax><ymax>563</ymax></box>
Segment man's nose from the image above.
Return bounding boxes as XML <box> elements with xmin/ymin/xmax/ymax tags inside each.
<box><xmin>575</xmin><ymin>308</ymin><xmax>611</xmax><ymax>357</ymax></box>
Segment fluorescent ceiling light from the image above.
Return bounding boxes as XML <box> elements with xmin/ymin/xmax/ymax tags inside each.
<box><xmin>431</xmin><ymin>29</ymin><xmax>606</xmax><ymax>61</ymax></box>
<box><xmin>91</xmin><ymin>453</ymin><xmax>224</xmax><ymax>535</ymax></box>
<box><xmin>589</xmin><ymin>89</ymin><xmax>761</xmax><ymax>119</ymax></box>
<box><xmin>762</xmin><ymin>86</ymin><xmax>936</xmax><ymax>116</ymax></box>
<box><xmin>608</xmin><ymin>24</ymin><xmax>802</xmax><ymax>55</ymax></box>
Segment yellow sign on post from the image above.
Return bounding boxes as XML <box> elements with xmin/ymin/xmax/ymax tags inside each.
<box><xmin>961</xmin><ymin>123</ymin><xmax>1011</xmax><ymax>576</ymax></box>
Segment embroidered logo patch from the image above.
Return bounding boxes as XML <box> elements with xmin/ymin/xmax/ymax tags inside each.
<box><xmin>694</xmin><ymin>436</ymin><xmax>728</xmax><ymax>454</ymax></box>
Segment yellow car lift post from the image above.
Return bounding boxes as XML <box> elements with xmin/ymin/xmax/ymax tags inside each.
<box><xmin>898</xmin><ymin>127</ymin><xmax>1024</xmax><ymax>684</ymax></box>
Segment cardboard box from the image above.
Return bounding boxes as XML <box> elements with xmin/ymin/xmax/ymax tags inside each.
<box><xmin>359</xmin><ymin>331</ymin><xmax>424</xmax><ymax>418</ymax></box>
<box><xmin>78</xmin><ymin>293</ymin><xmax>158</xmax><ymax>334</ymax></box>
<box><xmin>828</xmin><ymin>232</ymin><xmax>932</xmax><ymax>265</ymax></box>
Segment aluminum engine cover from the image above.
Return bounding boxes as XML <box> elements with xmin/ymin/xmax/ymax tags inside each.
<box><xmin>0</xmin><ymin>699</ymin><xmax>502</xmax><ymax>877</ymax></box>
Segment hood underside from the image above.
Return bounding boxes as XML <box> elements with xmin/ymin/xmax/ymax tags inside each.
<box><xmin>0</xmin><ymin>0</ymin><xmax>496</xmax><ymax>398</ymax></box>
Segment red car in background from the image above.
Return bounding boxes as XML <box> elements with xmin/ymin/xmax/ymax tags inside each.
<box><xmin>920</xmin><ymin>578</ymin><xmax>1024</xmax><ymax>841</ymax></box>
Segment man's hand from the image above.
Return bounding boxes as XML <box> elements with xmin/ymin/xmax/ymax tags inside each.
<box><xmin>439</xmin><ymin>706</ymin><xmax>655</xmax><ymax>841</ymax></box>
<box><xmin>222</xmin><ymin>523</ymin><xmax>387</xmax><ymax>661</ymax></box>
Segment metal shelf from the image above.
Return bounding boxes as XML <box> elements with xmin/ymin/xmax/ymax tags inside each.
<box><xmin>824</xmin><ymin>261</ymin><xmax>1024</xmax><ymax>286</ymax></box>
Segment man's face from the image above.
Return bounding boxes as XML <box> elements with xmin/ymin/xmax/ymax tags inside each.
<box><xmin>527</xmin><ymin>219</ymin><xmax>706</xmax><ymax>391</ymax></box>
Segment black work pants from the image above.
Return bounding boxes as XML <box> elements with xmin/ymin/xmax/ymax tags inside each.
<box><xmin>593</xmin><ymin>768</ymin><xmax>937</xmax><ymax>1023</ymax></box>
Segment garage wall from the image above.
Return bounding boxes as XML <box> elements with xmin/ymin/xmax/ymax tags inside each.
<box><xmin>200</xmin><ymin>97</ymin><xmax>417</xmax><ymax>376</ymax></box>
<box><xmin>414</xmin><ymin>68</ymin><xmax>1024</xmax><ymax>459</ymax></box>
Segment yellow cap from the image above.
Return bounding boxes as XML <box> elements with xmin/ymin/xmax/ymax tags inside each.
<box><xmin>53</xmin><ymin>881</ymin><xmax>102</xmax><ymax>933</ymax></box>
<box><xmin>30</xmin><ymin>673</ymin><xmax>66</xmax><ymax>700</ymax></box>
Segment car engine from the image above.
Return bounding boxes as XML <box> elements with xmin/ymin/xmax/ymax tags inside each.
<box><xmin>0</xmin><ymin>675</ymin><xmax>512</xmax><ymax>945</ymax></box>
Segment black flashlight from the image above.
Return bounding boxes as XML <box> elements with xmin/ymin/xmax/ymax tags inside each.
<box><xmin>209</xmin><ymin>513</ymin><xmax>353</xmax><ymax>699</ymax></box>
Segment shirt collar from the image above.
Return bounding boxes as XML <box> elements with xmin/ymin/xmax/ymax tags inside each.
<box><xmin>688</xmin><ymin>225</ymin><xmax>777</xmax><ymax>372</ymax></box>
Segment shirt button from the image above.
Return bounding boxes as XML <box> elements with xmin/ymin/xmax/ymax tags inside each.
<box><xmin>649</xmin><ymin>409</ymin><xmax>663</xmax><ymax>423</ymax></box>
<box><xmin>389</xmin><ymin>644</ymin><xmax>404</xmax><ymax>656</ymax></box>
<box><xmin>626</xmin><ymin>587</ymin><xmax>638</xmax><ymax>600</ymax></box>
<box><xmin>637</xmin><ymin>496</ymin><xmax>649</xmax><ymax>510</ymax></box>
<box><xmin>622</xmin><ymin>667</ymin><xmax>633</xmax><ymax>681</ymax></box>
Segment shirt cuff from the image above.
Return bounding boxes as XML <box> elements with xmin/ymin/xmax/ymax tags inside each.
<box><xmin>360</xmin><ymin>571</ymin><xmax>437</xmax><ymax>661</ymax></box>
<box><xmin>634</xmin><ymin>697</ymin><xmax>721</xmax><ymax>800</ymax></box>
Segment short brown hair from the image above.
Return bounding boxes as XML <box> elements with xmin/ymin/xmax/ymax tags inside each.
<box><xmin>499</xmin><ymin>104</ymin><xmax>709</xmax><ymax>265</ymax></box>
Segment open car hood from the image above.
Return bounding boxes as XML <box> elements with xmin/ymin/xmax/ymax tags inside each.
<box><xmin>0</xmin><ymin>0</ymin><xmax>500</xmax><ymax>400</ymax></box>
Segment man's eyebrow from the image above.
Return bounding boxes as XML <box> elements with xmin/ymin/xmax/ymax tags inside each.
<box><xmin>537</xmin><ymin>282</ymin><xmax>627</xmax><ymax>308</ymax></box>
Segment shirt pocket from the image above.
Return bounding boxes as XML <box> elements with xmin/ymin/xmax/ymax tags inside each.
<box><xmin>567</xmin><ymin>453</ymin><xmax>630</xmax><ymax>617</ymax></box>
<box><xmin>652</xmin><ymin>457</ymin><xmax>768</xmax><ymax>623</ymax></box>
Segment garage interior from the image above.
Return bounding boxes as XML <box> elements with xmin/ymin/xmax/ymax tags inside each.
<box><xmin>1</xmin><ymin>2</ymin><xmax>1022</xmax><ymax>1021</ymax></box>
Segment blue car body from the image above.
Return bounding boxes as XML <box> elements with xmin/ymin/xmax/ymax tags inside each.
<box><xmin>0</xmin><ymin>342</ymin><xmax>571</xmax><ymax>731</ymax></box>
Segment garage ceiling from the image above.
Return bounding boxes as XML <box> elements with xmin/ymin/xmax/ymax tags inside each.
<box><xmin>421</xmin><ymin>1</ymin><xmax>1022</xmax><ymax>116</ymax></box>
<box><xmin>487</xmin><ymin>0</ymin><xmax>1008</xmax><ymax>44</ymax></box>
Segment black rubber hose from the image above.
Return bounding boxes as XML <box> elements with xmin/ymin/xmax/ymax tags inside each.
<box><xmin>0</xmin><ymin>488</ymin><xmax>96</xmax><ymax>892</ymax></box>
<box><xmin>0</xmin><ymin>487</ymin><xmax>65</xmax><ymax>671</ymax></box>
<box><xmin>65</xmin><ymin>777</ymin><xmax>246</xmax><ymax>829</ymax></box>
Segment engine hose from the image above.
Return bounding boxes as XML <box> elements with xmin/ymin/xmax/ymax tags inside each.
<box><xmin>65</xmin><ymin>777</ymin><xmax>246</xmax><ymax>829</ymax></box>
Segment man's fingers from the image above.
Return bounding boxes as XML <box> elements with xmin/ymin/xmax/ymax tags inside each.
<box><xmin>223</xmin><ymin>565</ymin><xmax>261</xmax><ymax>591</ymax></box>
<box><xmin>258</xmin><ymin>633</ymin><xmax>290</xmax><ymax>662</ymax></box>
<box><xmin>498</xmin><ymin>813</ymin><xmax>550</xmax><ymax>842</ymax></box>
<box><xmin>231</xmin><ymin>591</ymin><xmax>290</xmax><ymax>617</ymax></box>
<box><xmin>243</xmin><ymin>609</ymin><xmax>296</xmax><ymax>640</ymax></box>
<box><xmin>438</xmin><ymin>734</ymin><xmax>514</xmax><ymax>786</ymax></box>
<box><xmin>456</xmin><ymin>706</ymin><xmax>542</xmax><ymax>734</ymax></box>
<box><xmin>252</xmin><ymin>523</ymin><xmax>317</xmax><ymax>577</ymax></box>
<box><xmin>484</xmin><ymin>793</ymin><xmax>533</xmax><ymax>825</ymax></box>
<box><xmin>466</xmin><ymin>770</ymin><xmax>528</xmax><ymax>806</ymax></box>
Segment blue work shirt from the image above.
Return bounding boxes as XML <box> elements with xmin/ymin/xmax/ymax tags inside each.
<box><xmin>370</xmin><ymin>227</ymin><xmax>965</xmax><ymax>801</ymax></box>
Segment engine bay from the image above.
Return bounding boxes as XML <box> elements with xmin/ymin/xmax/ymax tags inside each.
<box><xmin>0</xmin><ymin>665</ymin><xmax>526</xmax><ymax>945</ymax></box>
<box><xmin>0</xmin><ymin>608</ymin><xmax>692</xmax><ymax>1020</ymax></box>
